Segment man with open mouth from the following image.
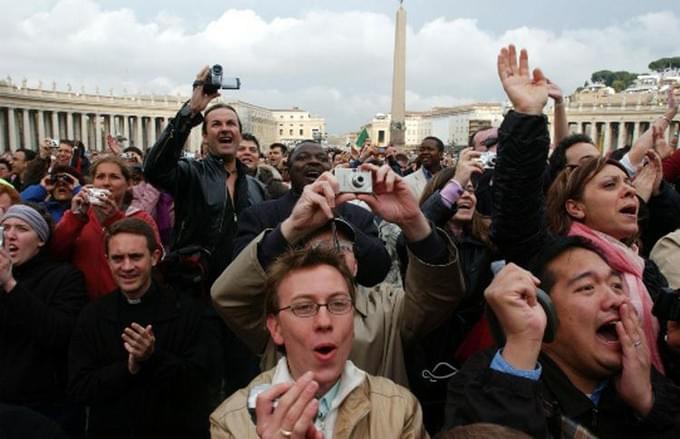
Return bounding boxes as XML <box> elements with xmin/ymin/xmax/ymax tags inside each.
<box><xmin>444</xmin><ymin>237</ymin><xmax>680</xmax><ymax>437</ymax></box>
<box><xmin>210</xmin><ymin>244</ymin><xmax>428</xmax><ymax>438</ymax></box>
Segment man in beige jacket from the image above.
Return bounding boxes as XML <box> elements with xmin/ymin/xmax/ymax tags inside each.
<box><xmin>211</xmin><ymin>164</ymin><xmax>466</xmax><ymax>387</ymax></box>
<box><xmin>210</xmin><ymin>242</ymin><xmax>427</xmax><ymax>438</ymax></box>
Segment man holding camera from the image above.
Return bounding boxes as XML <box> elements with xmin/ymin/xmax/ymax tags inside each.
<box><xmin>144</xmin><ymin>66</ymin><xmax>266</xmax><ymax>284</ymax></box>
<box><xmin>232</xmin><ymin>140</ymin><xmax>391</xmax><ymax>287</ymax></box>
<box><xmin>213</xmin><ymin>164</ymin><xmax>466</xmax><ymax>387</ymax></box>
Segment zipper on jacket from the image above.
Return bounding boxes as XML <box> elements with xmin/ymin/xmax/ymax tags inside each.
<box><xmin>591</xmin><ymin>407</ymin><xmax>598</xmax><ymax>429</ymax></box>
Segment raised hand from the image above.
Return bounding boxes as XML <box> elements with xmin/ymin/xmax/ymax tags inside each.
<box><xmin>189</xmin><ymin>66</ymin><xmax>220</xmax><ymax>117</ymax></box>
<box><xmin>280</xmin><ymin>172</ymin><xmax>354</xmax><ymax>244</ymax></box>
<box><xmin>497</xmin><ymin>45</ymin><xmax>549</xmax><ymax>115</ymax></box>
<box><xmin>614</xmin><ymin>303</ymin><xmax>653</xmax><ymax>417</ymax></box>
<box><xmin>453</xmin><ymin>148</ymin><xmax>483</xmax><ymax>188</ymax></box>
<box><xmin>356</xmin><ymin>163</ymin><xmax>430</xmax><ymax>242</ymax></box>
<box><xmin>546</xmin><ymin>78</ymin><xmax>564</xmax><ymax>104</ymax></box>
<box><xmin>484</xmin><ymin>263</ymin><xmax>546</xmax><ymax>369</ymax></box>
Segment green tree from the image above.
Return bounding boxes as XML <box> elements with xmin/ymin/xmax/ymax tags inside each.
<box><xmin>648</xmin><ymin>57</ymin><xmax>680</xmax><ymax>72</ymax></box>
<box><xmin>590</xmin><ymin>70</ymin><xmax>638</xmax><ymax>90</ymax></box>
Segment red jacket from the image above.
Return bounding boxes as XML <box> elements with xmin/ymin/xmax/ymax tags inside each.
<box><xmin>663</xmin><ymin>148</ymin><xmax>680</xmax><ymax>183</ymax></box>
<box><xmin>52</xmin><ymin>207</ymin><xmax>161</xmax><ymax>300</ymax></box>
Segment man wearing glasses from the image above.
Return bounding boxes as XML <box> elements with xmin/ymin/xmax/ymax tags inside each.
<box><xmin>210</xmin><ymin>246</ymin><xmax>427</xmax><ymax>438</ymax></box>
<box><xmin>212</xmin><ymin>163</ymin><xmax>465</xmax><ymax>388</ymax></box>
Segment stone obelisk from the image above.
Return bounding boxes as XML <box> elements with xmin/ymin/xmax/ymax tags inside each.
<box><xmin>390</xmin><ymin>1</ymin><xmax>407</xmax><ymax>148</ymax></box>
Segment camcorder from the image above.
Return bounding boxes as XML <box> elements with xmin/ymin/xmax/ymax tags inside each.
<box><xmin>335</xmin><ymin>168</ymin><xmax>373</xmax><ymax>194</ymax></box>
<box><xmin>203</xmin><ymin>65</ymin><xmax>241</xmax><ymax>94</ymax></box>
<box><xmin>653</xmin><ymin>287</ymin><xmax>680</xmax><ymax>322</ymax></box>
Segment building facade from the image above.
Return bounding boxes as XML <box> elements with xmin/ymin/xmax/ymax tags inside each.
<box><xmin>552</xmin><ymin>88</ymin><xmax>679</xmax><ymax>153</ymax></box>
<box><xmin>272</xmin><ymin>107</ymin><xmax>327</xmax><ymax>146</ymax></box>
<box><xmin>0</xmin><ymin>78</ymin><xmax>314</xmax><ymax>153</ymax></box>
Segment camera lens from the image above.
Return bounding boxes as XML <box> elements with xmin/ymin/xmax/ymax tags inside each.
<box><xmin>352</xmin><ymin>175</ymin><xmax>364</xmax><ymax>188</ymax></box>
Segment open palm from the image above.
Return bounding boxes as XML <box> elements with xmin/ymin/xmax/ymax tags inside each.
<box><xmin>497</xmin><ymin>45</ymin><xmax>549</xmax><ymax>115</ymax></box>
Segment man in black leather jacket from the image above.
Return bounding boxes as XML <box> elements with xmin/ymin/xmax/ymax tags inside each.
<box><xmin>144</xmin><ymin>66</ymin><xmax>266</xmax><ymax>283</ymax></box>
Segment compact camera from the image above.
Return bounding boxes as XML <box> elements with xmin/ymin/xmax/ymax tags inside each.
<box><xmin>47</xmin><ymin>138</ymin><xmax>59</xmax><ymax>148</ymax></box>
<box><xmin>87</xmin><ymin>188</ymin><xmax>111</xmax><ymax>206</ymax></box>
<box><xmin>335</xmin><ymin>168</ymin><xmax>373</xmax><ymax>194</ymax></box>
<box><xmin>0</xmin><ymin>225</ymin><xmax>4</xmax><ymax>249</ymax></box>
<box><xmin>478</xmin><ymin>152</ymin><xmax>497</xmax><ymax>170</ymax></box>
<box><xmin>247</xmin><ymin>384</ymin><xmax>279</xmax><ymax>424</ymax></box>
<box><xmin>120</xmin><ymin>152</ymin><xmax>136</xmax><ymax>160</ymax></box>
<box><xmin>203</xmin><ymin>64</ymin><xmax>241</xmax><ymax>94</ymax></box>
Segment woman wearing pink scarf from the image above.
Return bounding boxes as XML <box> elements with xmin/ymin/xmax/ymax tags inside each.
<box><xmin>490</xmin><ymin>54</ymin><xmax>674</xmax><ymax>375</ymax></box>
<box><xmin>548</xmin><ymin>159</ymin><xmax>666</xmax><ymax>372</ymax></box>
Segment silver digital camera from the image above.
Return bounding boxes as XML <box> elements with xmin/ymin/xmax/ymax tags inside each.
<box><xmin>478</xmin><ymin>151</ymin><xmax>497</xmax><ymax>169</ymax></box>
<box><xmin>247</xmin><ymin>384</ymin><xmax>278</xmax><ymax>424</ymax></box>
<box><xmin>335</xmin><ymin>168</ymin><xmax>373</xmax><ymax>194</ymax></box>
<box><xmin>87</xmin><ymin>188</ymin><xmax>111</xmax><ymax>206</ymax></box>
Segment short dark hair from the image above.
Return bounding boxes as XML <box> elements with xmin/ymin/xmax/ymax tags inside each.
<box><xmin>436</xmin><ymin>423</ymin><xmax>530</xmax><ymax>439</ymax></box>
<box><xmin>59</xmin><ymin>139</ymin><xmax>75</xmax><ymax>149</ymax></box>
<box><xmin>528</xmin><ymin>236</ymin><xmax>604</xmax><ymax>296</ymax></box>
<box><xmin>241</xmin><ymin>133</ymin><xmax>261</xmax><ymax>152</ymax></box>
<box><xmin>422</xmin><ymin>136</ymin><xmax>444</xmax><ymax>152</ymax></box>
<box><xmin>548</xmin><ymin>133</ymin><xmax>595</xmax><ymax>182</ymax></box>
<box><xmin>263</xmin><ymin>246</ymin><xmax>356</xmax><ymax>317</ymax></box>
<box><xmin>15</xmin><ymin>148</ymin><xmax>37</xmax><ymax>161</ymax></box>
<box><xmin>123</xmin><ymin>146</ymin><xmax>144</xmax><ymax>158</ymax></box>
<box><xmin>269</xmin><ymin>143</ymin><xmax>288</xmax><ymax>155</ymax></box>
<box><xmin>288</xmin><ymin>140</ymin><xmax>325</xmax><ymax>164</ymax></box>
<box><xmin>468</xmin><ymin>126</ymin><xmax>493</xmax><ymax>147</ymax></box>
<box><xmin>105</xmin><ymin>218</ymin><xmax>159</xmax><ymax>254</ymax></box>
<box><xmin>201</xmin><ymin>103</ymin><xmax>242</xmax><ymax>134</ymax></box>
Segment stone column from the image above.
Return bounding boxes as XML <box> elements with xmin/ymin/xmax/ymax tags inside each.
<box><xmin>95</xmin><ymin>113</ymin><xmax>102</xmax><ymax>151</ymax></box>
<box><xmin>51</xmin><ymin>111</ymin><xmax>59</xmax><ymax>139</ymax></box>
<box><xmin>603</xmin><ymin>122</ymin><xmax>611</xmax><ymax>154</ymax></box>
<box><xmin>37</xmin><ymin>110</ymin><xmax>46</xmax><ymax>142</ymax></box>
<box><xmin>22</xmin><ymin>108</ymin><xmax>31</xmax><ymax>149</ymax></box>
<box><xmin>135</xmin><ymin>116</ymin><xmax>143</xmax><ymax>148</ymax></box>
<box><xmin>617</xmin><ymin>122</ymin><xmax>626</xmax><ymax>149</ymax></box>
<box><xmin>109</xmin><ymin>114</ymin><xmax>116</xmax><ymax>135</ymax></box>
<box><xmin>123</xmin><ymin>115</ymin><xmax>130</xmax><ymax>141</ymax></box>
<box><xmin>7</xmin><ymin>108</ymin><xmax>17</xmax><ymax>150</ymax></box>
<box><xmin>590</xmin><ymin>121</ymin><xmax>598</xmax><ymax>145</ymax></box>
<box><xmin>80</xmin><ymin>114</ymin><xmax>88</xmax><ymax>145</ymax></box>
<box><xmin>633</xmin><ymin>121</ymin><xmax>640</xmax><ymax>142</ymax></box>
<box><xmin>149</xmin><ymin>117</ymin><xmax>157</xmax><ymax>148</ymax></box>
<box><xmin>67</xmin><ymin>112</ymin><xmax>74</xmax><ymax>139</ymax></box>
<box><xmin>0</xmin><ymin>109</ymin><xmax>6</xmax><ymax>152</ymax></box>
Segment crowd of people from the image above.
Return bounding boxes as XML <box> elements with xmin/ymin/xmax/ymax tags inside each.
<box><xmin>2</xmin><ymin>45</ymin><xmax>680</xmax><ymax>438</ymax></box>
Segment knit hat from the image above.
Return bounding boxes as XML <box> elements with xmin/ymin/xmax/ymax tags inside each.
<box><xmin>0</xmin><ymin>205</ymin><xmax>50</xmax><ymax>242</ymax></box>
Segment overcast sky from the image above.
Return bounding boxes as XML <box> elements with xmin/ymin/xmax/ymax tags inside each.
<box><xmin>2</xmin><ymin>0</ymin><xmax>679</xmax><ymax>133</ymax></box>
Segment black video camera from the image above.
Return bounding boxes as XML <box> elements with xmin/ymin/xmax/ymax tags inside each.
<box><xmin>652</xmin><ymin>287</ymin><xmax>680</xmax><ymax>321</ymax></box>
<box><xmin>203</xmin><ymin>65</ymin><xmax>241</xmax><ymax>94</ymax></box>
